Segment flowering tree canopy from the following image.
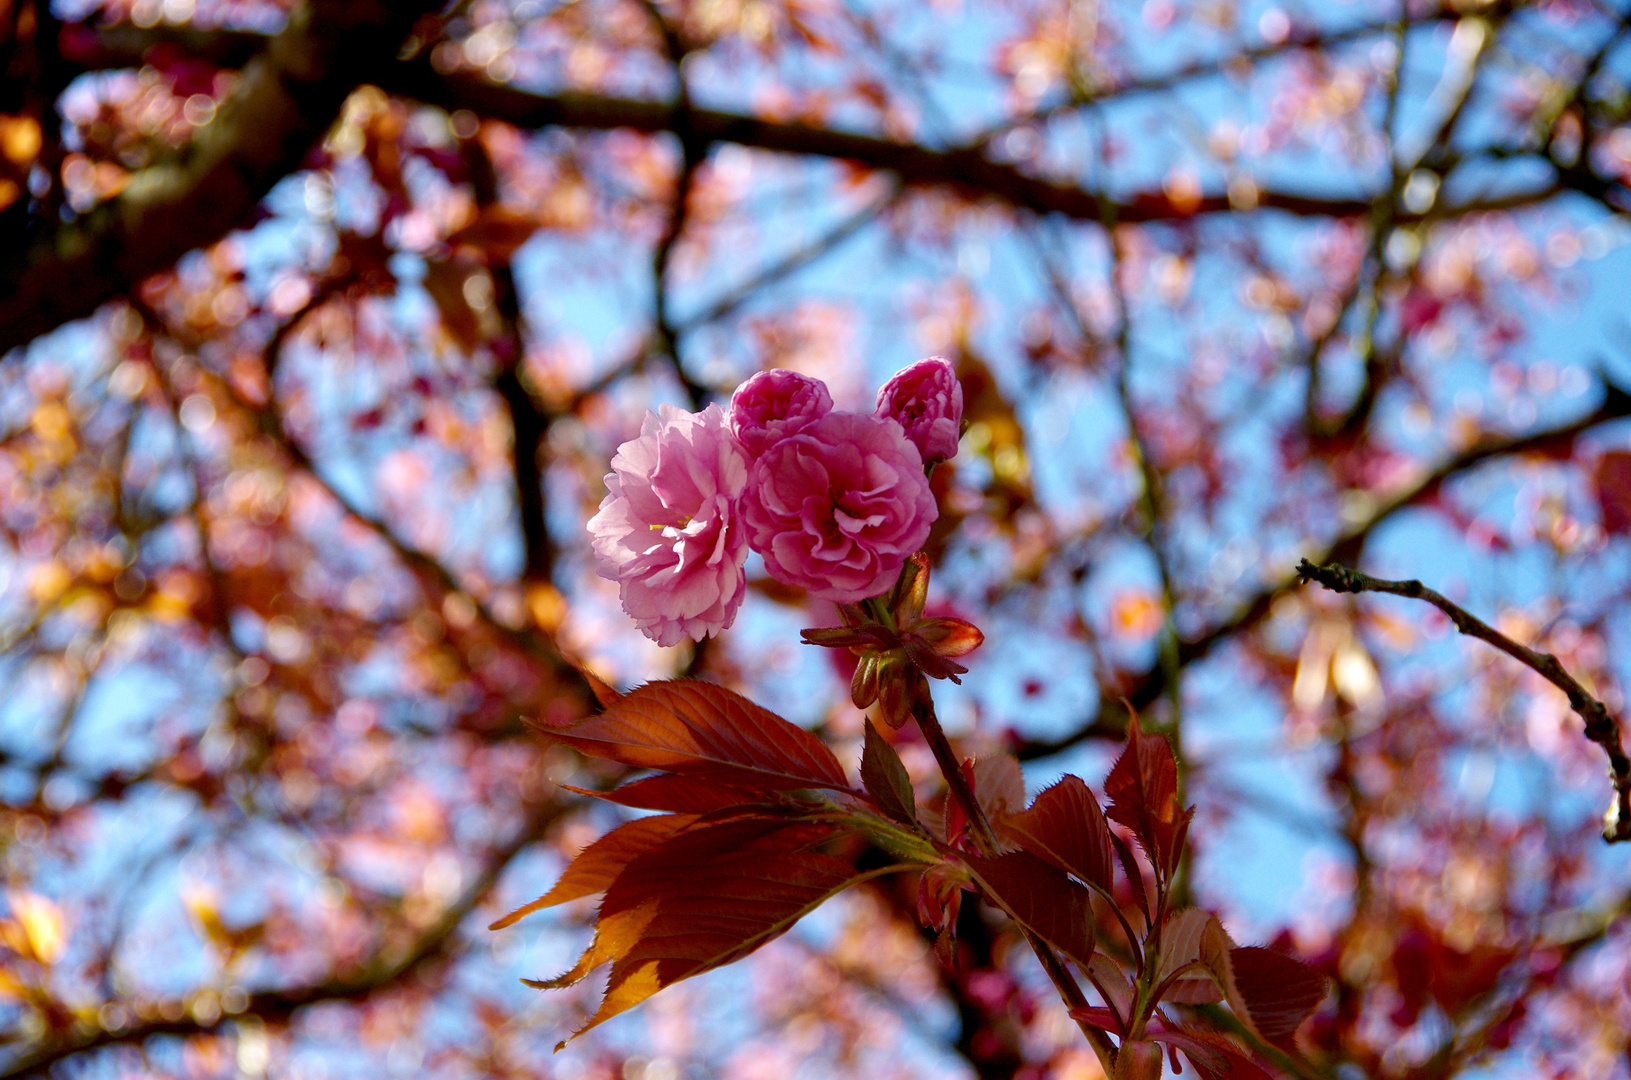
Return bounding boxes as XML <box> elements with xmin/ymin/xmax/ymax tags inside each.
<box><xmin>3</xmin><ymin>0</ymin><xmax>1631</xmax><ymax>1077</ymax></box>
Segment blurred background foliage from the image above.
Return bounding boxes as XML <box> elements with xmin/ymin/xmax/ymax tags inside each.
<box><xmin>3</xmin><ymin>0</ymin><xmax>1631</xmax><ymax>1075</ymax></box>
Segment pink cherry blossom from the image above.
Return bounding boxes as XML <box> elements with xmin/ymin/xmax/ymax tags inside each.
<box><xmin>741</xmin><ymin>411</ymin><xmax>937</xmax><ymax>603</ymax></box>
<box><xmin>729</xmin><ymin>368</ymin><xmax>834</xmax><ymax>457</ymax></box>
<box><xmin>875</xmin><ymin>356</ymin><xmax>963</xmax><ymax>464</ymax></box>
<box><xmin>587</xmin><ymin>403</ymin><xmax>750</xmax><ymax>646</ymax></box>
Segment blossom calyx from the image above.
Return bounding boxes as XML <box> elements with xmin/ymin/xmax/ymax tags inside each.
<box><xmin>799</xmin><ymin>552</ymin><xmax>983</xmax><ymax>726</ymax></box>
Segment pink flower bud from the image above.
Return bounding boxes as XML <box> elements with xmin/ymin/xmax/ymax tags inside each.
<box><xmin>729</xmin><ymin>368</ymin><xmax>834</xmax><ymax>458</ymax></box>
<box><xmin>875</xmin><ymin>356</ymin><xmax>963</xmax><ymax>464</ymax></box>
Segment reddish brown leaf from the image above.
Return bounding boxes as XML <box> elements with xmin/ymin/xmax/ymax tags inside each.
<box><xmin>971</xmin><ymin>753</ymin><xmax>1027</xmax><ymax>823</ymax></box>
<box><xmin>562</xmin><ymin>775</ymin><xmax>760</xmax><ymax>814</ymax></box>
<box><xmin>447</xmin><ymin>204</ymin><xmax>542</xmax><ymax>261</ymax></box>
<box><xmin>1154</xmin><ymin>907</ymin><xmax>1224</xmax><ymax>1000</ymax></box>
<box><xmin>860</xmin><ymin>720</ymin><xmax>916</xmax><ymax>825</ymax></box>
<box><xmin>1087</xmin><ymin>954</ymin><xmax>1137</xmax><ymax>1028</ymax></box>
<box><xmin>1387</xmin><ymin>916</ymin><xmax>1519</xmax><ymax>1023</ymax></box>
<box><xmin>1103</xmin><ymin>714</ymin><xmax>1189</xmax><ymax>877</ymax></box>
<box><xmin>489</xmin><ymin>814</ymin><xmax>699</xmax><ymax>930</ymax></box>
<box><xmin>423</xmin><ymin>256</ymin><xmax>497</xmax><ymax>351</ymax></box>
<box><xmin>571</xmin><ymin>660</ymin><xmax>623</xmax><ymax>709</ymax></box>
<box><xmin>1145</xmin><ymin>1022</ymin><xmax>1276</xmax><ymax>1080</ymax></box>
<box><xmin>1110</xmin><ymin>831</ymin><xmax>1149</xmax><ymax>919</ymax></box>
<box><xmin>1070</xmin><ymin>1006</ymin><xmax>1124</xmax><ymax>1037</ymax></box>
<box><xmin>1104</xmin><ymin>710</ymin><xmax>1178</xmax><ymax>822</ymax></box>
<box><xmin>963</xmin><ymin>850</ymin><xmax>1095</xmax><ymax>967</ymax></box>
<box><xmin>1190</xmin><ymin>918</ymin><xmax>1327</xmax><ymax>1042</ymax></box>
<box><xmin>1003</xmin><ymin>775</ymin><xmax>1115</xmax><ymax>893</ymax></box>
<box><xmin>539</xmin><ymin>680</ymin><xmax>851</xmax><ymax>793</ymax></box>
<box><xmin>552</xmin><ymin>817</ymin><xmax>864</xmax><ymax>1045</ymax></box>
<box><xmin>1161</xmin><ymin>974</ymin><xmax>1226</xmax><ymax>1004</ymax></box>
<box><xmin>1229</xmin><ymin>946</ymin><xmax>1330</xmax><ymax>1037</ymax></box>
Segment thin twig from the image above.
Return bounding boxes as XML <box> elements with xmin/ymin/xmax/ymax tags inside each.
<box><xmin>673</xmin><ymin>184</ymin><xmax>900</xmax><ymax>334</ymax></box>
<box><xmin>1296</xmin><ymin>559</ymin><xmax>1631</xmax><ymax>842</ymax></box>
<box><xmin>977</xmin><ymin>0</ymin><xmax>1523</xmax><ymax>144</ymax></box>
<box><xmin>1015</xmin><ymin>376</ymin><xmax>1631</xmax><ymax>760</ymax></box>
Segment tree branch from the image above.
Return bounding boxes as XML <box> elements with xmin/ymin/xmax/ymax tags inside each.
<box><xmin>1</xmin><ymin>47</ymin><xmax>1580</xmax><ymax>357</ymax></box>
<box><xmin>1297</xmin><ymin>559</ymin><xmax>1631</xmax><ymax>843</ymax></box>
<box><xmin>0</xmin><ymin>0</ymin><xmax>446</xmax><ymax>355</ymax></box>
<box><xmin>379</xmin><ymin>66</ymin><xmax>1561</xmax><ymax>229</ymax></box>
<box><xmin>460</xmin><ymin>133</ymin><xmax>556</xmax><ymax>586</ymax></box>
<box><xmin>911</xmin><ymin>685</ymin><xmax>1119</xmax><ymax>1073</ymax></box>
<box><xmin>58</xmin><ymin>22</ymin><xmax>265</xmax><ymax>71</ymax></box>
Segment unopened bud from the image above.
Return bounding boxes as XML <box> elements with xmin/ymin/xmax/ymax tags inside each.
<box><xmin>889</xmin><ymin>551</ymin><xmax>931</xmax><ymax>624</ymax></box>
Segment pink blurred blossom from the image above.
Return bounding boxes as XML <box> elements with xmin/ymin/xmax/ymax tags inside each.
<box><xmin>875</xmin><ymin>356</ymin><xmax>963</xmax><ymax>464</ymax></box>
<box><xmin>729</xmin><ymin>368</ymin><xmax>834</xmax><ymax>457</ymax></box>
<box><xmin>588</xmin><ymin>404</ymin><xmax>750</xmax><ymax>646</ymax></box>
<box><xmin>742</xmin><ymin>412</ymin><xmax>937</xmax><ymax>603</ymax></box>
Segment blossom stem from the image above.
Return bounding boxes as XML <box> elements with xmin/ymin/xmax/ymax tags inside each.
<box><xmin>910</xmin><ymin>681</ymin><xmax>1119</xmax><ymax>1071</ymax></box>
<box><xmin>910</xmin><ymin>685</ymin><xmax>998</xmax><ymax>858</ymax></box>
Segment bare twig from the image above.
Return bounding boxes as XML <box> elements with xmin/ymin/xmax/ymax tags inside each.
<box><xmin>982</xmin><ymin>0</ymin><xmax>1521</xmax><ymax>142</ymax></box>
<box><xmin>638</xmin><ymin>0</ymin><xmax>711</xmax><ymax>407</ymax></box>
<box><xmin>1015</xmin><ymin>377</ymin><xmax>1631</xmax><ymax>760</ymax></box>
<box><xmin>1296</xmin><ymin>559</ymin><xmax>1631</xmax><ymax>842</ymax></box>
<box><xmin>674</xmin><ymin>184</ymin><xmax>899</xmax><ymax>334</ymax></box>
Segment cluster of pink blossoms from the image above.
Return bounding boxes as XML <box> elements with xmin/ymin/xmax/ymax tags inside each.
<box><xmin>588</xmin><ymin>357</ymin><xmax>964</xmax><ymax>646</ymax></box>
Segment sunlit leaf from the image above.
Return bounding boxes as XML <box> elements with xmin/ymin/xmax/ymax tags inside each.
<box><xmin>490</xmin><ymin>815</ymin><xmax>700</xmax><ymax>930</ymax></box>
<box><xmin>971</xmin><ymin>753</ymin><xmax>1026</xmax><ymax>823</ymax></box>
<box><xmin>539</xmin><ymin>680</ymin><xmax>851</xmax><ymax>793</ymax></box>
<box><xmin>561</xmin><ymin>775</ymin><xmax>761</xmax><ymax>814</ymax></box>
<box><xmin>552</xmin><ymin>818</ymin><xmax>867</xmax><ymax>1046</ymax></box>
<box><xmin>1154</xmin><ymin>907</ymin><xmax>1224</xmax><ymax>1004</ymax></box>
<box><xmin>1103</xmin><ymin>714</ymin><xmax>1191</xmax><ymax>878</ymax></box>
